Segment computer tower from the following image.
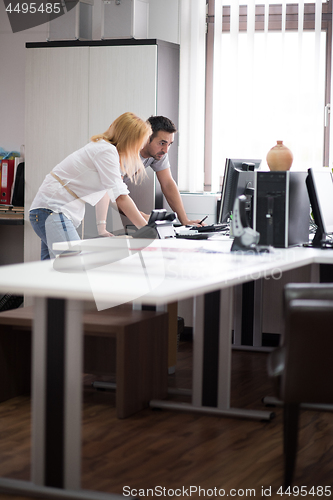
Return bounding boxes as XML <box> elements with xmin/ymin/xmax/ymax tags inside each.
<box><xmin>254</xmin><ymin>171</ymin><xmax>310</xmax><ymax>248</ymax></box>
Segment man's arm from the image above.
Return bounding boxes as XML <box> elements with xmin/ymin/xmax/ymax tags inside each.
<box><xmin>156</xmin><ymin>168</ymin><xmax>203</xmax><ymax>226</ymax></box>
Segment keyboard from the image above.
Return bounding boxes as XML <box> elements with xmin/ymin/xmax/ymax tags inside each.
<box><xmin>175</xmin><ymin>223</ymin><xmax>229</xmax><ymax>240</ymax></box>
<box><xmin>176</xmin><ymin>233</ymin><xmax>213</xmax><ymax>240</ymax></box>
<box><xmin>195</xmin><ymin>223</ymin><xmax>228</xmax><ymax>233</ymax></box>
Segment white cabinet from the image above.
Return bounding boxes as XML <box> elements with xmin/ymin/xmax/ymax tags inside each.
<box><xmin>25</xmin><ymin>46</ymin><xmax>90</xmax><ymax>262</ymax></box>
<box><xmin>25</xmin><ymin>40</ymin><xmax>179</xmax><ymax>261</ymax></box>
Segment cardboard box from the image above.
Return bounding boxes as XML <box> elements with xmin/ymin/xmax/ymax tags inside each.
<box><xmin>48</xmin><ymin>0</ymin><xmax>94</xmax><ymax>40</ymax></box>
<box><xmin>101</xmin><ymin>0</ymin><xmax>149</xmax><ymax>39</ymax></box>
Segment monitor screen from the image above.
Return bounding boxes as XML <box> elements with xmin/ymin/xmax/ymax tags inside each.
<box><xmin>306</xmin><ymin>168</ymin><xmax>333</xmax><ymax>246</ymax></box>
<box><xmin>218</xmin><ymin>158</ymin><xmax>261</xmax><ymax>226</ymax></box>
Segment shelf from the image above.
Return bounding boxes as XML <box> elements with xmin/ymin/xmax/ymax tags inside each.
<box><xmin>0</xmin><ymin>206</ymin><xmax>24</xmax><ymax>225</ymax></box>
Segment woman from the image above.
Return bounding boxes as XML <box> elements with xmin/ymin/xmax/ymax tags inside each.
<box><xmin>29</xmin><ymin>112</ymin><xmax>150</xmax><ymax>259</ymax></box>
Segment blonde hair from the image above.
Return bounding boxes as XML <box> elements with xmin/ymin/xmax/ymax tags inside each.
<box><xmin>91</xmin><ymin>112</ymin><xmax>151</xmax><ymax>183</ymax></box>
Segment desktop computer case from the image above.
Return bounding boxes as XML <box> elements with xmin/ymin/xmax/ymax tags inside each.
<box><xmin>254</xmin><ymin>171</ymin><xmax>310</xmax><ymax>248</ymax></box>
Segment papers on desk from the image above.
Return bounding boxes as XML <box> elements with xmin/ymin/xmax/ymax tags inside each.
<box><xmin>0</xmin><ymin>234</ymin><xmax>295</xmax><ymax>314</ymax></box>
<box><xmin>53</xmin><ymin>235</ymin><xmax>223</xmax><ymax>254</ymax></box>
<box><xmin>51</xmin><ymin>236</ymin><xmax>281</xmax><ymax>313</ymax></box>
<box><xmin>52</xmin><ymin>234</ymin><xmax>276</xmax><ymax>260</ymax></box>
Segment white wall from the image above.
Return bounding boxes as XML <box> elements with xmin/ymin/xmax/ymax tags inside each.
<box><xmin>0</xmin><ymin>0</ymin><xmax>179</xmax><ymax>154</ymax></box>
<box><xmin>148</xmin><ymin>0</ymin><xmax>179</xmax><ymax>44</ymax></box>
<box><xmin>0</xmin><ymin>1</ymin><xmax>48</xmax><ymax>152</ymax></box>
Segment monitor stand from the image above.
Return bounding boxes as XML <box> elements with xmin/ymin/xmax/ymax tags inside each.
<box><xmin>311</xmin><ymin>228</ymin><xmax>333</xmax><ymax>248</ymax></box>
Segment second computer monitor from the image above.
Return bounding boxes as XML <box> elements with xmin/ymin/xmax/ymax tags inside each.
<box><xmin>218</xmin><ymin>158</ymin><xmax>261</xmax><ymax>226</ymax></box>
<box><xmin>306</xmin><ymin>168</ymin><xmax>333</xmax><ymax>246</ymax></box>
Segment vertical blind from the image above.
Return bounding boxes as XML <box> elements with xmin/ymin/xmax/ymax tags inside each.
<box><xmin>179</xmin><ymin>0</ymin><xmax>330</xmax><ymax>193</ymax></box>
<box><xmin>178</xmin><ymin>0</ymin><xmax>206</xmax><ymax>192</ymax></box>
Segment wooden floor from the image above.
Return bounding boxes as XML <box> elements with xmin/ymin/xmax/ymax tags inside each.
<box><xmin>1</xmin><ymin>340</ymin><xmax>333</xmax><ymax>499</ymax></box>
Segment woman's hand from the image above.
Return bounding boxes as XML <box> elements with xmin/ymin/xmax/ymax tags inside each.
<box><xmin>97</xmin><ymin>222</ymin><xmax>114</xmax><ymax>237</ymax></box>
<box><xmin>98</xmin><ymin>229</ymin><xmax>115</xmax><ymax>237</ymax></box>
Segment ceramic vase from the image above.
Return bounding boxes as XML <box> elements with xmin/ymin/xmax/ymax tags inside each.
<box><xmin>266</xmin><ymin>140</ymin><xmax>293</xmax><ymax>171</ymax></box>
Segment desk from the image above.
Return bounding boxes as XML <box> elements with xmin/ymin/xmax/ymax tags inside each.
<box><xmin>0</xmin><ymin>237</ymin><xmax>332</xmax><ymax>498</ymax></box>
<box><xmin>0</xmin><ymin>207</ymin><xmax>24</xmax><ymax>267</ymax></box>
<box><xmin>0</xmin><ymin>206</ymin><xmax>24</xmax><ymax>225</ymax></box>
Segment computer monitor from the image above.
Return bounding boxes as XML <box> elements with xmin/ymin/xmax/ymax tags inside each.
<box><xmin>306</xmin><ymin>168</ymin><xmax>333</xmax><ymax>247</ymax></box>
<box><xmin>218</xmin><ymin>158</ymin><xmax>261</xmax><ymax>226</ymax></box>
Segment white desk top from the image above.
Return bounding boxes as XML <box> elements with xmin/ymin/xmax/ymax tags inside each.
<box><xmin>1</xmin><ymin>238</ymin><xmax>332</xmax><ymax>308</ymax></box>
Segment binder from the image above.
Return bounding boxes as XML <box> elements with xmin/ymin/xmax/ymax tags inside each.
<box><xmin>11</xmin><ymin>162</ymin><xmax>25</xmax><ymax>207</ymax></box>
<box><xmin>0</xmin><ymin>160</ymin><xmax>15</xmax><ymax>205</ymax></box>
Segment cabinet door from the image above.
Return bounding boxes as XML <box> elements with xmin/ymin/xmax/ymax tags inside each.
<box><xmin>89</xmin><ymin>45</ymin><xmax>157</xmax><ymax>131</ymax></box>
<box><xmin>89</xmin><ymin>46</ymin><xmax>158</xmax><ymax>216</ymax></box>
<box><xmin>25</xmin><ymin>47</ymin><xmax>90</xmax><ymax>262</ymax></box>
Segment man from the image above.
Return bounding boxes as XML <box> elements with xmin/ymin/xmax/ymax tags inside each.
<box><xmin>138</xmin><ymin>116</ymin><xmax>203</xmax><ymax>226</ymax></box>
<box><xmin>96</xmin><ymin>116</ymin><xmax>203</xmax><ymax>236</ymax></box>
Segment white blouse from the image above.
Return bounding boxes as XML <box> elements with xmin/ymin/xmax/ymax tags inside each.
<box><xmin>30</xmin><ymin>140</ymin><xmax>129</xmax><ymax>227</ymax></box>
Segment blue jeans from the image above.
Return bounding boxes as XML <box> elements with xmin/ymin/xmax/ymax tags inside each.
<box><xmin>29</xmin><ymin>209</ymin><xmax>80</xmax><ymax>260</ymax></box>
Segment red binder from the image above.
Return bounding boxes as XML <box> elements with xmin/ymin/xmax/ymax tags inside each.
<box><xmin>0</xmin><ymin>160</ymin><xmax>15</xmax><ymax>205</ymax></box>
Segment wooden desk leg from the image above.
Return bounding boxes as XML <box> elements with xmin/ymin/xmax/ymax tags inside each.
<box><xmin>150</xmin><ymin>287</ymin><xmax>274</xmax><ymax>421</ymax></box>
<box><xmin>133</xmin><ymin>302</ymin><xmax>178</xmax><ymax>375</ymax></box>
<box><xmin>32</xmin><ymin>297</ymin><xmax>83</xmax><ymax>490</ymax></box>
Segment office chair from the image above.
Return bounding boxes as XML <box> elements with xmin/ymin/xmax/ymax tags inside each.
<box><xmin>267</xmin><ymin>283</ymin><xmax>333</xmax><ymax>488</ymax></box>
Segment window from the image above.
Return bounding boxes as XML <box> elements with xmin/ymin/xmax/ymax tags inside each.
<box><xmin>204</xmin><ymin>1</ymin><xmax>332</xmax><ymax>192</ymax></box>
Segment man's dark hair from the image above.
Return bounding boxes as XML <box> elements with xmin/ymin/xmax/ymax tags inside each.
<box><xmin>147</xmin><ymin>116</ymin><xmax>177</xmax><ymax>140</ymax></box>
